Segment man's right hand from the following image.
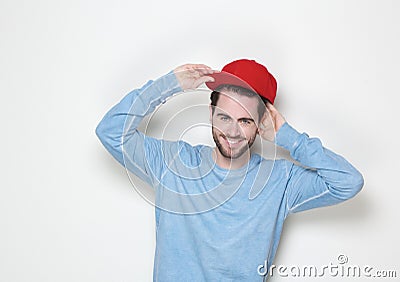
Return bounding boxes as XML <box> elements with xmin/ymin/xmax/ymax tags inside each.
<box><xmin>173</xmin><ymin>64</ymin><xmax>215</xmax><ymax>91</ymax></box>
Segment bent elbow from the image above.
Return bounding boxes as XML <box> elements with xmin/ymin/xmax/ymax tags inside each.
<box><xmin>344</xmin><ymin>170</ymin><xmax>364</xmax><ymax>199</ymax></box>
<box><xmin>95</xmin><ymin>118</ymin><xmax>117</xmax><ymax>151</ymax></box>
<box><xmin>95</xmin><ymin>121</ymin><xmax>106</xmax><ymax>143</ymax></box>
<box><xmin>328</xmin><ymin>169</ymin><xmax>364</xmax><ymax>201</ymax></box>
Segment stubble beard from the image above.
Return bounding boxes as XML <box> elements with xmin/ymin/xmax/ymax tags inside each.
<box><xmin>212</xmin><ymin>126</ymin><xmax>257</xmax><ymax>160</ymax></box>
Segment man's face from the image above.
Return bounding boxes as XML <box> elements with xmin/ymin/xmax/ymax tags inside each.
<box><xmin>211</xmin><ymin>91</ymin><xmax>260</xmax><ymax>160</ymax></box>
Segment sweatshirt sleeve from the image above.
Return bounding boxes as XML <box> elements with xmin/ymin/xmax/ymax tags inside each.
<box><xmin>95</xmin><ymin>71</ymin><xmax>182</xmax><ymax>185</ymax></box>
<box><xmin>275</xmin><ymin>122</ymin><xmax>364</xmax><ymax>214</ymax></box>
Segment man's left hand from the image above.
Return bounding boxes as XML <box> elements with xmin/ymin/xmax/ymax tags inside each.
<box><xmin>258</xmin><ymin>103</ymin><xmax>286</xmax><ymax>142</ymax></box>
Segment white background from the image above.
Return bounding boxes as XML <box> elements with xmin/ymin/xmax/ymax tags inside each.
<box><xmin>1</xmin><ymin>0</ymin><xmax>399</xmax><ymax>281</ymax></box>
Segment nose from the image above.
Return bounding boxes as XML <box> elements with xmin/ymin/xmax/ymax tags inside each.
<box><xmin>225</xmin><ymin>121</ymin><xmax>241</xmax><ymax>137</ymax></box>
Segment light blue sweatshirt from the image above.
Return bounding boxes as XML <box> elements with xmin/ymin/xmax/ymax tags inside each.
<box><xmin>96</xmin><ymin>71</ymin><xmax>364</xmax><ymax>281</ymax></box>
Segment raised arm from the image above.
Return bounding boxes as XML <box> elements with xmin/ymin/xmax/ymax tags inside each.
<box><xmin>259</xmin><ymin>103</ymin><xmax>364</xmax><ymax>214</ymax></box>
<box><xmin>95</xmin><ymin>64</ymin><xmax>215</xmax><ymax>184</ymax></box>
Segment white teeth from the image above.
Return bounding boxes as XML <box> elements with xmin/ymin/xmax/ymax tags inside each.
<box><xmin>227</xmin><ymin>139</ymin><xmax>240</xmax><ymax>144</ymax></box>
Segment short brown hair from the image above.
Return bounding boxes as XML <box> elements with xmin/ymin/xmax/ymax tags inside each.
<box><xmin>210</xmin><ymin>84</ymin><xmax>268</xmax><ymax>122</ymax></box>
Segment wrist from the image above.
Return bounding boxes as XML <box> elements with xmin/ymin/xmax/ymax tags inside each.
<box><xmin>275</xmin><ymin>122</ymin><xmax>302</xmax><ymax>151</ymax></box>
<box><xmin>275</xmin><ymin>116</ymin><xmax>286</xmax><ymax>132</ymax></box>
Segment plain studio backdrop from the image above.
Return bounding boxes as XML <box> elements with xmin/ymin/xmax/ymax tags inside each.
<box><xmin>1</xmin><ymin>0</ymin><xmax>399</xmax><ymax>281</ymax></box>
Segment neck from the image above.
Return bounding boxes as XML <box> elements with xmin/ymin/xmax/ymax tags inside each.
<box><xmin>212</xmin><ymin>148</ymin><xmax>251</xmax><ymax>170</ymax></box>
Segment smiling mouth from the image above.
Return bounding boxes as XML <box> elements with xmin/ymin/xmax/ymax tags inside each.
<box><xmin>222</xmin><ymin>136</ymin><xmax>245</xmax><ymax>146</ymax></box>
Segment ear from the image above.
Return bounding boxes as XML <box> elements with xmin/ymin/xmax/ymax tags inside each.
<box><xmin>257</xmin><ymin>122</ymin><xmax>263</xmax><ymax>135</ymax></box>
<box><xmin>209</xmin><ymin>105</ymin><xmax>213</xmax><ymax>123</ymax></box>
<box><xmin>257</xmin><ymin>115</ymin><xmax>266</xmax><ymax>136</ymax></box>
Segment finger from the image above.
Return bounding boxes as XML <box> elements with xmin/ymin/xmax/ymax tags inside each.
<box><xmin>195</xmin><ymin>75</ymin><xmax>215</xmax><ymax>86</ymax></box>
<box><xmin>266</xmin><ymin>103</ymin><xmax>278</xmax><ymax>114</ymax></box>
<box><xmin>199</xmin><ymin>68</ymin><xmax>216</xmax><ymax>75</ymax></box>
<box><xmin>192</xmin><ymin>64</ymin><xmax>218</xmax><ymax>75</ymax></box>
<box><xmin>186</xmin><ymin>64</ymin><xmax>210</xmax><ymax>72</ymax></box>
<box><xmin>261</xmin><ymin>111</ymin><xmax>270</xmax><ymax>122</ymax></box>
<box><xmin>193</xmin><ymin>64</ymin><xmax>212</xmax><ymax>70</ymax></box>
<box><xmin>198</xmin><ymin>67</ymin><xmax>216</xmax><ymax>75</ymax></box>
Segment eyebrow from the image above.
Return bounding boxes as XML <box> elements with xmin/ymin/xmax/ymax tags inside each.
<box><xmin>216</xmin><ymin>113</ymin><xmax>255</xmax><ymax>123</ymax></box>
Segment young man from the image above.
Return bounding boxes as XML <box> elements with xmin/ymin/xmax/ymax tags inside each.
<box><xmin>96</xmin><ymin>59</ymin><xmax>364</xmax><ymax>281</ymax></box>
